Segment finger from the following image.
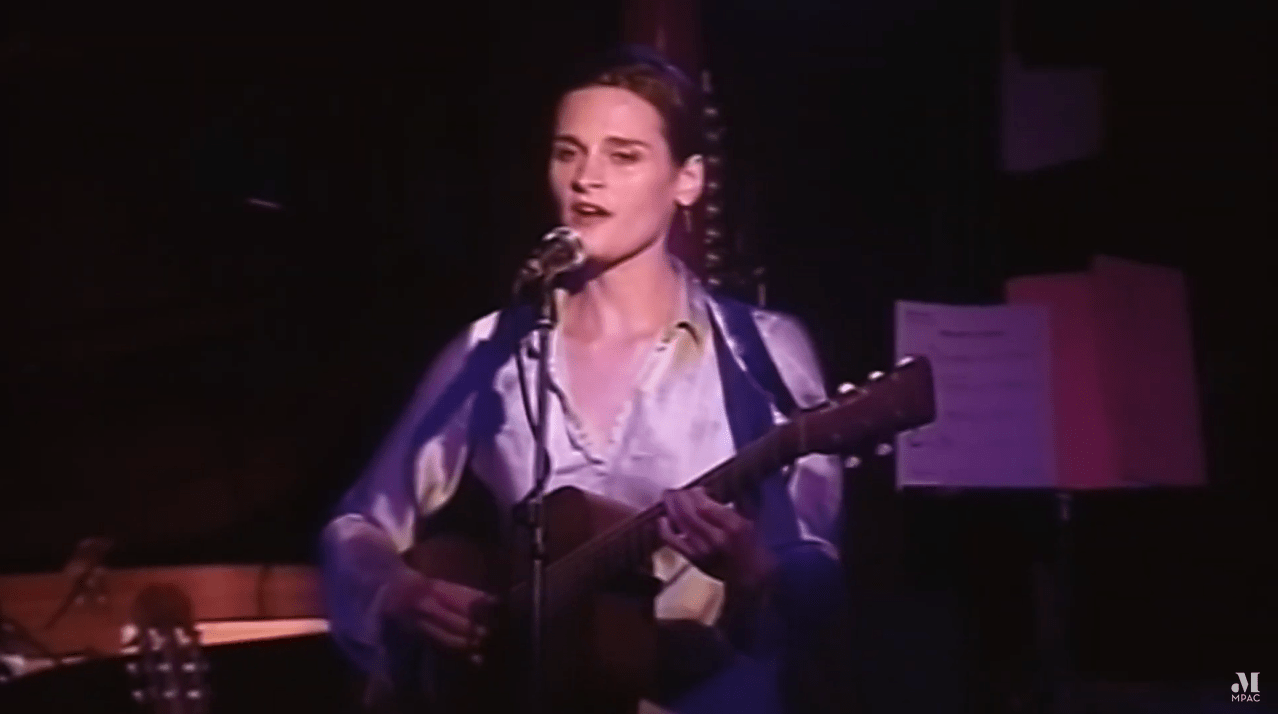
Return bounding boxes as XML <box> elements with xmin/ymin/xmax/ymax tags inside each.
<box><xmin>684</xmin><ymin>487</ymin><xmax>732</xmax><ymax>519</ymax></box>
<box><xmin>659</xmin><ymin>516</ymin><xmax>694</xmax><ymax>558</ymax></box>
<box><xmin>672</xmin><ymin>491</ymin><xmax>732</xmax><ymax>552</ymax></box>
<box><xmin>416</xmin><ymin>598</ymin><xmax>474</xmax><ymax>641</ymax></box>
<box><xmin>664</xmin><ymin>492</ymin><xmax>713</xmax><ymax>554</ymax></box>
<box><xmin>692</xmin><ymin>497</ymin><xmax>749</xmax><ymax>535</ymax></box>
<box><xmin>467</xmin><ymin>597</ymin><xmax>498</xmax><ymax>631</ymax></box>
<box><xmin>660</xmin><ymin>491</ymin><xmax>689</xmax><ymax>536</ymax></box>
<box><xmin>418</xmin><ymin>605</ymin><xmax>491</xmax><ymax>654</ymax></box>
<box><xmin>684</xmin><ymin>488</ymin><xmax>755</xmax><ymax>542</ymax></box>
<box><xmin>418</xmin><ymin>618</ymin><xmax>473</xmax><ymax>651</ymax></box>
<box><xmin>431</xmin><ymin>583</ymin><xmax>494</xmax><ymax>621</ymax></box>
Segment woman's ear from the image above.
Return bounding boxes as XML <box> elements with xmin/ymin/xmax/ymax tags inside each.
<box><xmin>674</xmin><ymin>154</ymin><xmax>705</xmax><ymax>208</ymax></box>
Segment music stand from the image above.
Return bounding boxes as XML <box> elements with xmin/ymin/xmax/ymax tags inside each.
<box><xmin>894</xmin><ymin>255</ymin><xmax>1207</xmax><ymax>714</ymax></box>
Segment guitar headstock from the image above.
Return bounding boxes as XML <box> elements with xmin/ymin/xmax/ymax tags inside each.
<box><xmin>796</xmin><ymin>355</ymin><xmax>936</xmax><ymax>456</ymax></box>
<box><xmin>126</xmin><ymin>584</ymin><xmax>209</xmax><ymax>714</ymax></box>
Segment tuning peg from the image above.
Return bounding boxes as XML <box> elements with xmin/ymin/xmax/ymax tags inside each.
<box><xmin>895</xmin><ymin>355</ymin><xmax>916</xmax><ymax>367</ymax></box>
<box><xmin>837</xmin><ymin>382</ymin><xmax>857</xmax><ymax>394</ymax></box>
<box><xmin>867</xmin><ymin>370</ymin><xmax>885</xmax><ymax>382</ymax></box>
<box><xmin>875</xmin><ymin>443</ymin><xmax>894</xmax><ymax>457</ymax></box>
<box><xmin>125</xmin><ymin>661</ymin><xmax>139</xmax><ymax>676</ymax></box>
<box><xmin>844</xmin><ymin>455</ymin><xmax>862</xmax><ymax>469</ymax></box>
<box><xmin>132</xmin><ymin>690</ymin><xmax>147</xmax><ymax>703</ymax></box>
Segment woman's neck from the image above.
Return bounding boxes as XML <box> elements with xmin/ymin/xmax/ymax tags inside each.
<box><xmin>562</xmin><ymin>243</ymin><xmax>681</xmax><ymax>344</ymax></box>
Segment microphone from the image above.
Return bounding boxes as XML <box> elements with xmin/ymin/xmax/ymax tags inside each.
<box><xmin>513</xmin><ymin>226</ymin><xmax>585</xmax><ymax>295</ymax></box>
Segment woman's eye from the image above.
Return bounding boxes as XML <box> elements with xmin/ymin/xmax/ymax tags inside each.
<box><xmin>553</xmin><ymin>147</ymin><xmax>577</xmax><ymax>161</ymax></box>
<box><xmin>612</xmin><ymin>151</ymin><xmax>640</xmax><ymax>164</ymax></box>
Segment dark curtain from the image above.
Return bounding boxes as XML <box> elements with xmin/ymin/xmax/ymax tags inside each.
<box><xmin>3</xmin><ymin>1</ymin><xmax>1270</xmax><ymax>712</ymax></box>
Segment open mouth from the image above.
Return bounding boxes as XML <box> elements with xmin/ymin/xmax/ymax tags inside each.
<box><xmin>571</xmin><ymin>202</ymin><xmax>612</xmax><ymax>220</ymax></box>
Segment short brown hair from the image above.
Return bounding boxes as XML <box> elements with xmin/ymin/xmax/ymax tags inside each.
<box><xmin>561</xmin><ymin>45</ymin><xmax>705</xmax><ymax>165</ymax></box>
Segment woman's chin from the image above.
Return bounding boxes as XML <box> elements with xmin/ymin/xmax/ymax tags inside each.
<box><xmin>578</xmin><ymin>251</ymin><xmax>621</xmax><ymax>273</ymax></box>
<box><xmin>574</xmin><ymin>227</ymin><xmax>667</xmax><ymax>272</ymax></box>
<box><xmin>577</xmin><ymin>237</ymin><xmax>624</xmax><ymax>264</ymax></box>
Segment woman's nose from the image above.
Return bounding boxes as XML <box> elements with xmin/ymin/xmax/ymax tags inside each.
<box><xmin>571</xmin><ymin>152</ymin><xmax>605</xmax><ymax>191</ymax></box>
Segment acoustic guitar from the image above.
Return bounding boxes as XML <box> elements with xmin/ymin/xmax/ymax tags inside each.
<box><xmin>401</xmin><ymin>355</ymin><xmax>936</xmax><ymax>713</ymax></box>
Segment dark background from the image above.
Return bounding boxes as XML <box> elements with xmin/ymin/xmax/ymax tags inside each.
<box><xmin>3</xmin><ymin>0</ymin><xmax>1272</xmax><ymax>711</ymax></box>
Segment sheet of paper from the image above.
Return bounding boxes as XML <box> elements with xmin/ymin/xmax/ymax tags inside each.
<box><xmin>894</xmin><ymin>301</ymin><xmax>1056</xmax><ymax>489</ymax></box>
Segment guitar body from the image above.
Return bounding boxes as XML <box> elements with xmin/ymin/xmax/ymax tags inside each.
<box><xmin>404</xmin><ymin>485</ymin><xmax>661</xmax><ymax>714</ymax></box>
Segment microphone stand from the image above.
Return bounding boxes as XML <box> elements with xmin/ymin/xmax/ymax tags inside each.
<box><xmin>522</xmin><ymin>276</ymin><xmax>558</xmax><ymax>714</ymax></box>
<box><xmin>510</xmin><ymin>226</ymin><xmax>581</xmax><ymax>714</ymax></box>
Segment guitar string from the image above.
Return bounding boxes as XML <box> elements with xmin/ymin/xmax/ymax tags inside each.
<box><xmin>533</xmin><ymin>428</ymin><xmax>789</xmax><ymax>613</ymax></box>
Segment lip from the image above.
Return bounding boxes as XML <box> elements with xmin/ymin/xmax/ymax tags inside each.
<box><xmin>570</xmin><ymin>201</ymin><xmax>612</xmax><ymax>217</ymax></box>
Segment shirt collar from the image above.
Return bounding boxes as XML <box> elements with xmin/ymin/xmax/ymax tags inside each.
<box><xmin>521</xmin><ymin>254</ymin><xmax>712</xmax><ymax>358</ymax></box>
<box><xmin>663</xmin><ymin>255</ymin><xmax>712</xmax><ymax>348</ymax></box>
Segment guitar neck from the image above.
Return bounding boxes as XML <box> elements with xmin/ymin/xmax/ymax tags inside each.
<box><xmin>519</xmin><ymin>424</ymin><xmax>797</xmax><ymax>619</ymax></box>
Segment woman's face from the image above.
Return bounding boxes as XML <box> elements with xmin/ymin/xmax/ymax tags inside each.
<box><xmin>548</xmin><ymin>85</ymin><xmax>702</xmax><ymax>267</ymax></box>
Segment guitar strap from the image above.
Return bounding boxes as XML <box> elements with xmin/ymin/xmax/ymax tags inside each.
<box><xmin>706</xmin><ymin>293</ymin><xmax>804</xmax><ymax>552</ymax></box>
<box><xmin>707</xmin><ymin>296</ymin><xmax>851</xmax><ymax>713</ymax></box>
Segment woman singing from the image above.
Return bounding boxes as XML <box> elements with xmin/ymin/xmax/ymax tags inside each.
<box><xmin>321</xmin><ymin>45</ymin><xmax>847</xmax><ymax>714</ymax></box>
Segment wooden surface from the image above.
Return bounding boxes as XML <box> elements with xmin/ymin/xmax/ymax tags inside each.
<box><xmin>0</xmin><ymin>564</ymin><xmax>324</xmax><ymax>660</ymax></box>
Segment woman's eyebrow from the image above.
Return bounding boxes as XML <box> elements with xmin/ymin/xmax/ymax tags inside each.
<box><xmin>552</xmin><ymin>135</ymin><xmax>651</xmax><ymax>150</ymax></box>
